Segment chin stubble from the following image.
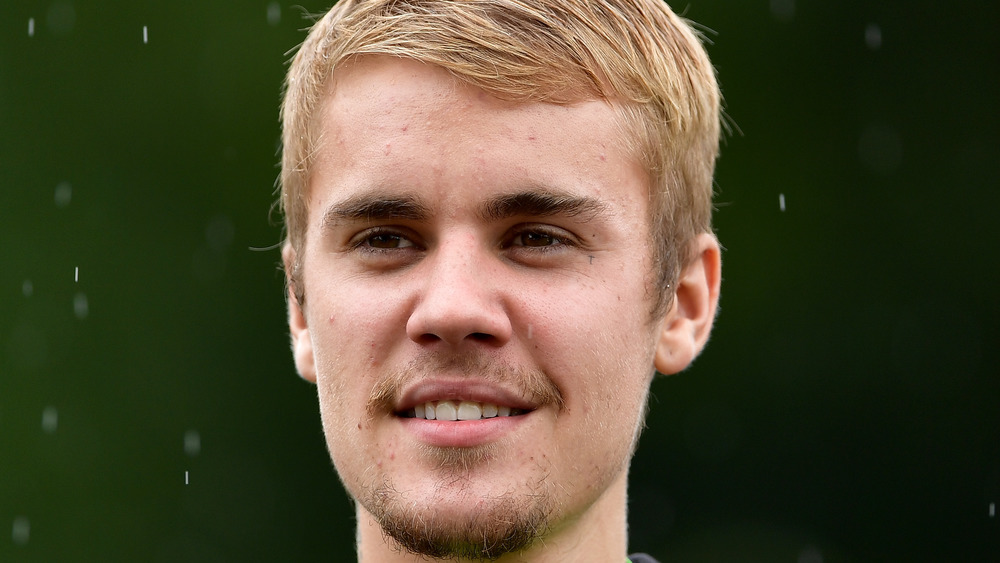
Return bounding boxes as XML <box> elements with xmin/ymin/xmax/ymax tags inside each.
<box><xmin>363</xmin><ymin>475</ymin><xmax>554</xmax><ymax>561</ymax></box>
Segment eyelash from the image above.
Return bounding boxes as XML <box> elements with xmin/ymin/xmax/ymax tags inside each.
<box><xmin>349</xmin><ymin>227</ymin><xmax>420</xmax><ymax>255</ymax></box>
<box><xmin>505</xmin><ymin>225</ymin><xmax>575</xmax><ymax>252</ymax></box>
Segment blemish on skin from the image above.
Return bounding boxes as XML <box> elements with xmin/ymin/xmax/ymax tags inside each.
<box><xmin>527</xmin><ymin>136</ymin><xmax>536</xmax><ymax>141</ymax></box>
<box><xmin>384</xmin><ymin>143</ymin><xmax>391</xmax><ymax>155</ymax></box>
<box><xmin>401</xmin><ymin>124</ymin><xmax>409</xmax><ymax>132</ymax></box>
<box><xmin>599</xmin><ymin>154</ymin><xmax>606</xmax><ymax>162</ymax></box>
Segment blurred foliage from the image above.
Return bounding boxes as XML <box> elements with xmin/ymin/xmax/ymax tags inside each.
<box><xmin>1</xmin><ymin>1</ymin><xmax>997</xmax><ymax>561</ymax></box>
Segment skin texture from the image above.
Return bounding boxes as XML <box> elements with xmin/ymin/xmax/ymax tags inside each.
<box><xmin>285</xmin><ymin>56</ymin><xmax>721</xmax><ymax>562</ymax></box>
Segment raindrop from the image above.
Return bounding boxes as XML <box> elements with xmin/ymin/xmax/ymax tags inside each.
<box><xmin>779</xmin><ymin>193</ymin><xmax>786</xmax><ymax>212</ymax></box>
<box><xmin>185</xmin><ymin>470</ymin><xmax>189</xmax><ymax>485</ymax></box>
<box><xmin>74</xmin><ymin>266</ymin><xmax>79</xmax><ymax>283</ymax></box>
<box><xmin>143</xmin><ymin>25</ymin><xmax>148</xmax><ymax>44</ymax></box>
<box><xmin>74</xmin><ymin>292</ymin><xmax>89</xmax><ymax>320</ymax></box>
<box><xmin>770</xmin><ymin>0</ymin><xmax>795</xmax><ymax>22</ymax></box>
<box><xmin>797</xmin><ymin>546</ymin><xmax>823</xmax><ymax>563</ymax></box>
<box><xmin>865</xmin><ymin>24</ymin><xmax>882</xmax><ymax>50</ymax></box>
<box><xmin>28</xmin><ymin>18</ymin><xmax>35</xmax><ymax>37</ymax></box>
<box><xmin>184</xmin><ymin>430</ymin><xmax>201</xmax><ymax>457</ymax></box>
<box><xmin>12</xmin><ymin>516</ymin><xmax>30</xmax><ymax>546</ymax></box>
<box><xmin>46</xmin><ymin>2</ymin><xmax>76</xmax><ymax>36</ymax></box>
<box><xmin>206</xmin><ymin>215</ymin><xmax>235</xmax><ymax>252</ymax></box>
<box><xmin>858</xmin><ymin>123</ymin><xmax>902</xmax><ymax>175</ymax></box>
<box><xmin>990</xmin><ymin>502</ymin><xmax>995</xmax><ymax>517</ymax></box>
<box><xmin>267</xmin><ymin>2</ymin><xmax>282</xmax><ymax>26</ymax></box>
<box><xmin>54</xmin><ymin>181</ymin><xmax>72</xmax><ymax>208</ymax></box>
<box><xmin>42</xmin><ymin>406</ymin><xmax>58</xmax><ymax>433</ymax></box>
<box><xmin>22</xmin><ymin>280</ymin><xmax>33</xmax><ymax>297</ymax></box>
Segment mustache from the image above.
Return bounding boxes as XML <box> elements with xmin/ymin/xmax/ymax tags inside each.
<box><xmin>367</xmin><ymin>353</ymin><xmax>564</xmax><ymax>417</ymax></box>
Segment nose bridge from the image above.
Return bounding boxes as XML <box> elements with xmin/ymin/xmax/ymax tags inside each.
<box><xmin>406</xmin><ymin>231</ymin><xmax>511</xmax><ymax>346</ymax></box>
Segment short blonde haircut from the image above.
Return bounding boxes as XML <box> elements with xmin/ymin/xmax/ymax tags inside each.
<box><xmin>281</xmin><ymin>0</ymin><xmax>721</xmax><ymax>313</ymax></box>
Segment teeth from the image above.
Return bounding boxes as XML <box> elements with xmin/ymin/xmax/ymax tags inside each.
<box><xmin>435</xmin><ymin>401</ymin><xmax>458</xmax><ymax>421</ymax></box>
<box><xmin>411</xmin><ymin>400</ymin><xmax>517</xmax><ymax>421</ymax></box>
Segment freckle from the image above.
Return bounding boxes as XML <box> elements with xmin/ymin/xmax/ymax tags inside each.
<box><xmin>357</xmin><ymin>423</ymin><xmax>362</xmax><ymax>429</ymax></box>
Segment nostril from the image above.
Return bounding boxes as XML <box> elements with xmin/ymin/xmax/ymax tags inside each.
<box><xmin>470</xmin><ymin>332</ymin><xmax>492</xmax><ymax>341</ymax></box>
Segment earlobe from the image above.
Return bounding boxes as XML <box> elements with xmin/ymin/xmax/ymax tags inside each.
<box><xmin>284</xmin><ymin>244</ymin><xmax>317</xmax><ymax>383</ymax></box>
<box><xmin>654</xmin><ymin>233</ymin><xmax>722</xmax><ymax>375</ymax></box>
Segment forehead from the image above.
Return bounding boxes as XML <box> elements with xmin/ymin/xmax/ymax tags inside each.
<box><xmin>309</xmin><ymin>56</ymin><xmax>647</xmax><ymax>219</ymax></box>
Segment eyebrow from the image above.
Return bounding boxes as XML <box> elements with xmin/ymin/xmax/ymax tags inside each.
<box><xmin>322</xmin><ymin>192</ymin><xmax>432</xmax><ymax>230</ymax></box>
<box><xmin>479</xmin><ymin>189</ymin><xmax>609</xmax><ymax>222</ymax></box>
<box><xmin>321</xmin><ymin>187</ymin><xmax>609</xmax><ymax>230</ymax></box>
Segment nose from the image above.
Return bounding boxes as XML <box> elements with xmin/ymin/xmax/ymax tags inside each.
<box><xmin>405</xmin><ymin>237</ymin><xmax>512</xmax><ymax>348</ymax></box>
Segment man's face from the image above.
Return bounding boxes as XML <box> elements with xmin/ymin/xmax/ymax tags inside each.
<box><xmin>289</xmin><ymin>56</ymin><xmax>673</xmax><ymax>557</ymax></box>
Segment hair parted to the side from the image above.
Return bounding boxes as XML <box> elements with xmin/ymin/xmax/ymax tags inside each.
<box><xmin>280</xmin><ymin>0</ymin><xmax>721</xmax><ymax>314</ymax></box>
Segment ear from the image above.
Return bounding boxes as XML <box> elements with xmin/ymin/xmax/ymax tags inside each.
<box><xmin>283</xmin><ymin>243</ymin><xmax>317</xmax><ymax>383</ymax></box>
<box><xmin>654</xmin><ymin>233</ymin><xmax>722</xmax><ymax>375</ymax></box>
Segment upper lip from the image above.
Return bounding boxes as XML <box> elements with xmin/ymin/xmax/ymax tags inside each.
<box><xmin>394</xmin><ymin>378</ymin><xmax>537</xmax><ymax>414</ymax></box>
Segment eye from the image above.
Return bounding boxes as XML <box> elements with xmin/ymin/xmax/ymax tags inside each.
<box><xmin>365</xmin><ymin>232</ymin><xmax>414</xmax><ymax>249</ymax></box>
<box><xmin>506</xmin><ymin>225</ymin><xmax>575</xmax><ymax>252</ymax></box>
<box><xmin>349</xmin><ymin>227</ymin><xmax>419</xmax><ymax>254</ymax></box>
<box><xmin>513</xmin><ymin>231</ymin><xmax>559</xmax><ymax>248</ymax></box>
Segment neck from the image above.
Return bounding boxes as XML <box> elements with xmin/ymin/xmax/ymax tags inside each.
<box><xmin>355</xmin><ymin>472</ymin><xmax>630</xmax><ymax>563</ymax></box>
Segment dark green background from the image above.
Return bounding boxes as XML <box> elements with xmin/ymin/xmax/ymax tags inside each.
<box><xmin>2</xmin><ymin>1</ymin><xmax>997</xmax><ymax>561</ymax></box>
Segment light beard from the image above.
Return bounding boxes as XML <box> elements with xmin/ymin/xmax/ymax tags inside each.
<box><xmin>361</xmin><ymin>470</ymin><xmax>554</xmax><ymax>561</ymax></box>
<box><xmin>357</xmin><ymin>353</ymin><xmax>563</xmax><ymax>559</ymax></box>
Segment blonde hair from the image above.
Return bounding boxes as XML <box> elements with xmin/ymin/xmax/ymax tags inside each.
<box><xmin>281</xmin><ymin>0</ymin><xmax>721</xmax><ymax>312</ymax></box>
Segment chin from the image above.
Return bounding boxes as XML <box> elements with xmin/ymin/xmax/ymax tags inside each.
<box><xmin>360</xmin><ymin>479</ymin><xmax>554</xmax><ymax>560</ymax></box>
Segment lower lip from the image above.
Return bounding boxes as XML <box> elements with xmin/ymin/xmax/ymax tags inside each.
<box><xmin>398</xmin><ymin>414</ymin><xmax>528</xmax><ymax>447</ymax></box>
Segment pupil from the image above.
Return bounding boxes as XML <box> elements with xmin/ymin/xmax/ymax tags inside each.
<box><xmin>524</xmin><ymin>232</ymin><xmax>553</xmax><ymax>247</ymax></box>
<box><xmin>370</xmin><ymin>234</ymin><xmax>398</xmax><ymax>248</ymax></box>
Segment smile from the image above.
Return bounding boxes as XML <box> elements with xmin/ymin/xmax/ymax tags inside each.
<box><xmin>401</xmin><ymin>400</ymin><xmax>530</xmax><ymax>420</ymax></box>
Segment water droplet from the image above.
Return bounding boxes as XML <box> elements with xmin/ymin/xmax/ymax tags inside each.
<box><xmin>46</xmin><ymin>2</ymin><xmax>76</xmax><ymax>36</ymax></box>
<box><xmin>206</xmin><ymin>215</ymin><xmax>235</xmax><ymax>252</ymax></box>
<box><xmin>42</xmin><ymin>406</ymin><xmax>58</xmax><ymax>433</ymax></box>
<box><xmin>28</xmin><ymin>18</ymin><xmax>35</xmax><ymax>37</ymax></box>
<box><xmin>22</xmin><ymin>280</ymin><xmax>33</xmax><ymax>297</ymax></box>
<box><xmin>267</xmin><ymin>2</ymin><xmax>281</xmax><ymax>26</ymax></box>
<box><xmin>12</xmin><ymin>516</ymin><xmax>30</xmax><ymax>546</ymax></box>
<box><xmin>185</xmin><ymin>470</ymin><xmax>190</xmax><ymax>485</ymax></box>
<box><xmin>858</xmin><ymin>123</ymin><xmax>902</xmax><ymax>175</ymax></box>
<box><xmin>797</xmin><ymin>545</ymin><xmax>823</xmax><ymax>563</ymax></box>
<box><xmin>779</xmin><ymin>193</ymin><xmax>786</xmax><ymax>212</ymax></box>
<box><xmin>770</xmin><ymin>0</ymin><xmax>795</xmax><ymax>22</ymax></box>
<box><xmin>142</xmin><ymin>25</ymin><xmax>148</xmax><ymax>44</ymax></box>
<box><xmin>990</xmin><ymin>502</ymin><xmax>996</xmax><ymax>517</ymax></box>
<box><xmin>54</xmin><ymin>181</ymin><xmax>72</xmax><ymax>208</ymax></box>
<box><xmin>865</xmin><ymin>24</ymin><xmax>882</xmax><ymax>50</ymax></box>
<box><xmin>74</xmin><ymin>266</ymin><xmax>79</xmax><ymax>282</ymax></box>
<box><xmin>184</xmin><ymin>430</ymin><xmax>201</xmax><ymax>457</ymax></box>
<box><xmin>74</xmin><ymin>292</ymin><xmax>89</xmax><ymax>319</ymax></box>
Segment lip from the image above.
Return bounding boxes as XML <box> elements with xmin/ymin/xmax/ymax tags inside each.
<box><xmin>398</xmin><ymin>413</ymin><xmax>530</xmax><ymax>447</ymax></box>
<box><xmin>394</xmin><ymin>378</ymin><xmax>537</xmax><ymax>413</ymax></box>
<box><xmin>393</xmin><ymin>378</ymin><xmax>538</xmax><ymax>448</ymax></box>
